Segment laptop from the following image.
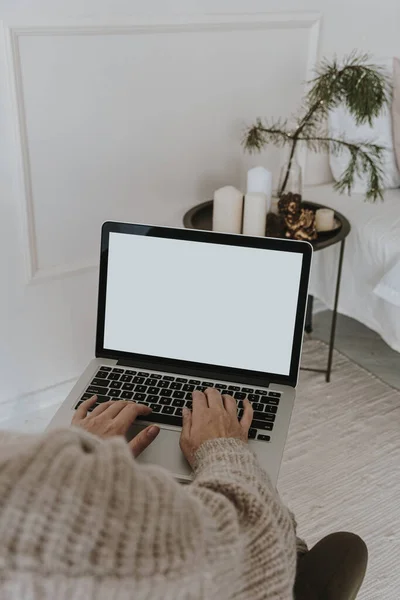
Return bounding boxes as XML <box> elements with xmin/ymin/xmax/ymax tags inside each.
<box><xmin>48</xmin><ymin>221</ymin><xmax>312</xmax><ymax>485</ymax></box>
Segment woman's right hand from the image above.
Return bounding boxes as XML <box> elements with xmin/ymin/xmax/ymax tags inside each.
<box><xmin>180</xmin><ymin>387</ymin><xmax>253</xmax><ymax>468</ymax></box>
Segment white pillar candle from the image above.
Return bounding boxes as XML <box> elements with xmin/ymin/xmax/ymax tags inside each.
<box><xmin>247</xmin><ymin>167</ymin><xmax>272</xmax><ymax>196</ymax></box>
<box><xmin>315</xmin><ymin>208</ymin><xmax>335</xmax><ymax>232</ymax></box>
<box><xmin>242</xmin><ymin>193</ymin><xmax>268</xmax><ymax>237</ymax></box>
<box><xmin>212</xmin><ymin>186</ymin><xmax>243</xmax><ymax>234</ymax></box>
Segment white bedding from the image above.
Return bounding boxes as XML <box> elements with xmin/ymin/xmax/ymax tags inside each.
<box><xmin>305</xmin><ymin>184</ymin><xmax>400</xmax><ymax>353</ymax></box>
<box><xmin>374</xmin><ymin>260</ymin><xmax>400</xmax><ymax>307</ymax></box>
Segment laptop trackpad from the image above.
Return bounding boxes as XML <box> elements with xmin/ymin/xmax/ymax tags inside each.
<box><xmin>127</xmin><ymin>424</ymin><xmax>193</xmax><ymax>481</ymax></box>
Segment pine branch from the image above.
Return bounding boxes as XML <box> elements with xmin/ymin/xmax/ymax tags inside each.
<box><xmin>306</xmin><ymin>51</ymin><xmax>391</xmax><ymax>126</ymax></box>
<box><xmin>244</xmin><ymin>118</ymin><xmax>290</xmax><ymax>152</ymax></box>
<box><xmin>305</xmin><ymin>136</ymin><xmax>385</xmax><ymax>201</ymax></box>
<box><xmin>244</xmin><ymin>124</ymin><xmax>385</xmax><ymax>201</ymax></box>
<box><xmin>243</xmin><ymin>51</ymin><xmax>391</xmax><ymax>201</ymax></box>
<box><xmin>297</xmin><ymin>134</ymin><xmax>385</xmax><ymax>202</ymax></box>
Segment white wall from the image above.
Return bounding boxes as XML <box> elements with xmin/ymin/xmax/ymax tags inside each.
<box><xmin>2</xmin><ymin>0</ymin><xmax>399</xmax><ymax>57</ymax></box>
<box><xmin>0</xmin><ymin>0</ymin><xmax>399</xmax><ymax>406</ymax></box>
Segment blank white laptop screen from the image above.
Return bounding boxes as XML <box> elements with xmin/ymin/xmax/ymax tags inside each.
<box><xmin>104</xmin><ymin>232</ymin><xmax>303</xmax><ymax>376</ymax></box>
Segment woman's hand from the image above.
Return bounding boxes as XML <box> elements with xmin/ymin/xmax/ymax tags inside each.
<box><xmin>72</xmin><ymin>395</ymin><xmax>160</xmax><ymax>457</ymax></box>
<box><xmin>180</xmin><ymin>388</ymin><xmax>253</xmax><ymax>468</ymax></box>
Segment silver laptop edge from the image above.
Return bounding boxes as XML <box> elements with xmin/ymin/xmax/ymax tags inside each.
<box><xmin>48</xmin><ymin>223</ymin><xmax>312</xmax><ymax>486</ymax></box>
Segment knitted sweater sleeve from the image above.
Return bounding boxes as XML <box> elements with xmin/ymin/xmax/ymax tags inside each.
<box><xmin>0</xmin><ymin>428</ymin><xmax>296</xmax><ymax>600</ymax></box>
<box><xmin>188</xmin><ymin>438</ymin><xmax>297</xmax><ymax>599</ymax></box>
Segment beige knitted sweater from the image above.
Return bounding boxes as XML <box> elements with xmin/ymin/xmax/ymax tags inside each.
<box><xmin>0</xmin><ymin>428</ymin><xmax>298</xmax><ymax>599</ymax></box>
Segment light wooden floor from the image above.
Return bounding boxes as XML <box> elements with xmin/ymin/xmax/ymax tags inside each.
<box><xmin>311</xmin><ymin>310</ymin><xmax>400</xmax><ymax>390</ymax></box>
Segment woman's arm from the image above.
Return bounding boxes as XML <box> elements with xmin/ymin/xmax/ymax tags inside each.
<box><xmin>0</xmin><ymin>423</ymin><xmax>296</xmax><ymax>600</ymax></box>
<box><xmin>180</xmin><ymin>390</ymin><xmax>297</xmax><ymax>598</ymax></box>
<box><xmin>188</xmin><ymin>438</ymin><xmax>297</xmax><ymax>599</ymax></box>
<box><xmin>0</xmin><ymin>389</ymin><xmax>297</xmax><ymax>600</ymax></box>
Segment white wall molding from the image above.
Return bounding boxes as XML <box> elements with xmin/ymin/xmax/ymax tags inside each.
<box><xmin>3</xmin><ymin>22</ymin><xmax>38</xmax><ymax>284</ymax></box>
<box><xmin>4</xmin><ymin>12</ymin><xmax>321</xmax><ymax>284</ymax></box>
<box><xmin>8</xmin><ymin>12</ymin><xmax>321</xmax><ymax>35</ymax></box>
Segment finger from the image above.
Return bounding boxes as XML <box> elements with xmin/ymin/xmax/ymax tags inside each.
<box><xmin>112</xmin><ymin>402</ymin><xmax>152</xmax><ymax>426</ymax></box>
<box><xmin>90</xmin><ymin>400</ymin><xmax>117</xmax><ymax>417</ymax></box>
<box><xmin>191</xmin><ymin>390</ymin><xmax>207</xmax><ymax>414</ymax></box>
<box><xmin>129</xmin><ymin>425</ymin><xmax>160</xmax><ymax>458</ymax></box>
<box><xmin>73</xmin><ymin>395</ymin><xmax>97</xmax><ymax>421</ymax></box>
<box><xmin>181</xmin><ymin>406</ymin><xmax>192</xmax><ymax>439</ymax></box>
<box><xmin>204</xmin><ymin>387</ymin><xmax>224</xmax><ymax>409</ymax></box>
<box><xmin>100</xmin><ymin>400</ymin><xmax>133</xmax><ymax>419</ymax></box>
<box><xmin>240</xmin><ymin>398</ymin><xmax>254</xmax><ymax>431</ymax></box>
<box><xmin>222</xmin><ymin>394</ymin><xmax>237</xmax><ymax>416</ymax></box>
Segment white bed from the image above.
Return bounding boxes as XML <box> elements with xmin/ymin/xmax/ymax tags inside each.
<box><xmin>304</xmin><ymin>183</ymin><xmax>400</xmax><ymax>353</ymax></box>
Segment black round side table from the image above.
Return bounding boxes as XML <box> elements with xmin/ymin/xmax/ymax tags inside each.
<box><xmin>182</xmin><ymin>200</ymin><xmax>351</xmax><ymax>383</ymax></box>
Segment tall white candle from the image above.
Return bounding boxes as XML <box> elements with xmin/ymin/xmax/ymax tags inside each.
<box><xmin>212</xmin><ymin>186</ymin><xmax>243</xmax><ymax>234</ymax></box>
<box><xmin>242</xmin><ymin>193</ymin><xmax>268</xmax><ymax>237</ymax></box>
<box><xmin>315</xmin><ymin>208</ymin><xmax>335</xmax><ymax>232</ymax></box>
<box><xmin>247</xmin><ymin>167</ymin><xmax>272</xmax><ymax>211</ymax></box>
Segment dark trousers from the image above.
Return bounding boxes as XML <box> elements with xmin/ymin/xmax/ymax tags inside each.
<box><xmin>294</xmin><ymin>532</ymin><xmax>368</xmax><ymax>600</ymax></box>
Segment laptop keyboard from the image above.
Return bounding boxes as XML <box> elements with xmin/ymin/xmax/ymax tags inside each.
<box><xmin>74</xmin><ymin>366</ymin><xmax>282</xmax><ymax>442</ymax></box>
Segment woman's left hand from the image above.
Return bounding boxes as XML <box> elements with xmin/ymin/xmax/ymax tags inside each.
<box><xmin>72</xmin><ymin>395</ymin><xmax>160</xmax><ymax>457</ymax></box>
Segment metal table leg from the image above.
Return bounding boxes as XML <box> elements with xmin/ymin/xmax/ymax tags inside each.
<box><xmin>305</xmin><ymin>295</ymin><xmax>314</xmax><ymax>333</ymax></box>
<box><xmin>326</xmin><ymin>239</ymin><xmax>346</xmax><ymax>382</ymax></box>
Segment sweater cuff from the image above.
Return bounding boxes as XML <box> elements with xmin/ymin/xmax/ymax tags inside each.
<box><xmin>193</xmin><ymin>438</ymin><xmax>258</xmax><ymax>474</ymax></box>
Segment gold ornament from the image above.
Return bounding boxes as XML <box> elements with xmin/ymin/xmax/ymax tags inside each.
<box><xmin>278</xmin><ymin>193</ymin><xmax>317</xmax><ymax>241</ymax></box>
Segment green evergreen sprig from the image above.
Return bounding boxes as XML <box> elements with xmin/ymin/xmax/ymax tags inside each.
<box><xmin>244</xmin><ymin>51</ymin><xmax>392</xmax><ymax>201</ymax></box>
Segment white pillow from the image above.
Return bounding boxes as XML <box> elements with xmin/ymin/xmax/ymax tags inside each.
<box><xmin>329</xmin><ymin>58</ymin><xmax>400</xmax><ymax>192</ymax></box>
